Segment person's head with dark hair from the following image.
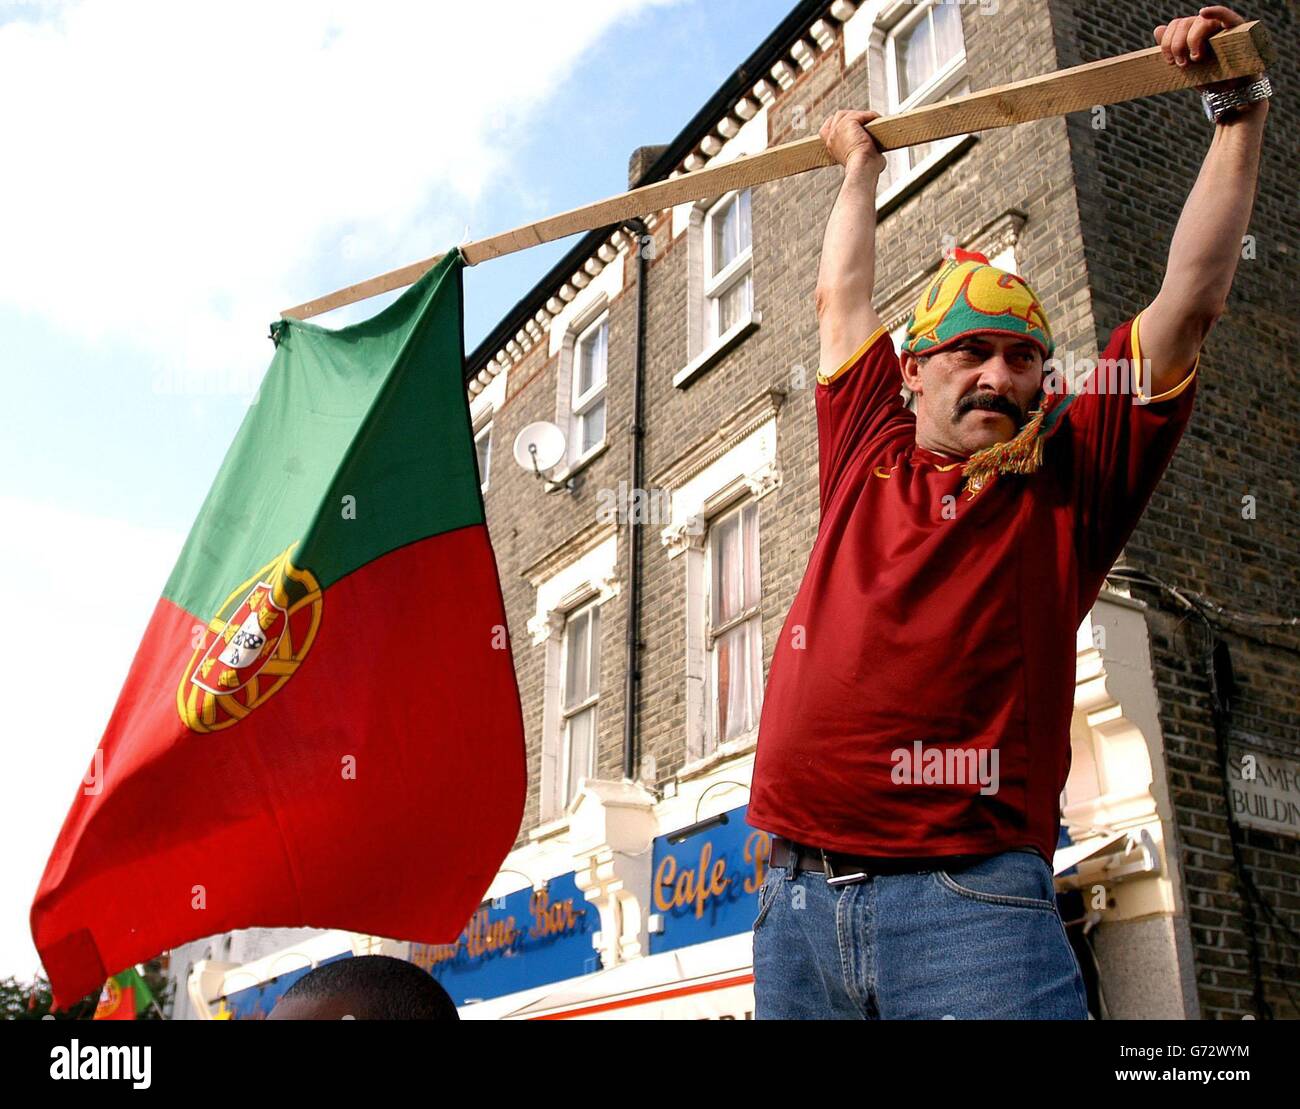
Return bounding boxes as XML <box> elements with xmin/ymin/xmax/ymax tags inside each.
<box><xmin>267</xmin><ymin>955</ymin><xmax>459</xmax><ymax>1020</ymax></box>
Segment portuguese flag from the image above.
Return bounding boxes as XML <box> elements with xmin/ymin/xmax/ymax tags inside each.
<box><xmin>32</xmin><ymin>249</ymin><xmax>526</xmax><ymax>1009</ymax></box>
<box><xmin>93</xmin><ymin>967</ymin><xmax>155</xmax><ymax>1021</ymax></box>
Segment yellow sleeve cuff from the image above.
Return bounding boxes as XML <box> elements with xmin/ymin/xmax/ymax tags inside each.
<box><xmin>816</xmin><ymin>322</ymin><xmax>891</xmax><ymax>386</ymax></box>
<box><xmin>1131</xmin><ymin>309</ymin><xmax>1200</xmax><ymax>404</ymax></box>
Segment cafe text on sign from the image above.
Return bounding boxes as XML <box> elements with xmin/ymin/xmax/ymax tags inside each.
<box><xmin>653</xmin><ymin>829</ymin><xmax>770</xmax><ymax>920</ymax></box>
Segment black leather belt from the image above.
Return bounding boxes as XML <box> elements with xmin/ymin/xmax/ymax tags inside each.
<box><xmin>769</xmin><ymin>835</ymin><xmax>990</xmax><ymax>887</ymax></box>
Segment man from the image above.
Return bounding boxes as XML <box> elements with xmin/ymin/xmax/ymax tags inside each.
<box><xmin>746</xmin><ymin>6</ymin><xmax>1269</xmax><ymax>1019</ymax></box>
<box><xmin>266</xmin><ymin>955</ymin><xmax>459</xmax><ymax>1020</ymax></box>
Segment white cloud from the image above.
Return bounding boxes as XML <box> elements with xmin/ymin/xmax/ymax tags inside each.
<box><xmin>0</xmin><ymin>495</ymin><xmax>185</xmax><ymax>980</ymax></box>
<box><xmin>0</xmin><ymin>0</ymin><xmax>679</xmax><ymax>383</ymax></box>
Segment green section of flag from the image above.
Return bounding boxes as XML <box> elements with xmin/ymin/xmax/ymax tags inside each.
<box><xmin>116</xmin><ymin>967</ymin><xmax>155</xmax><ymax>1013</ymax></box>
<box><xmin>163</xmin><ymin>248</ymin><xmax>480</xmax><ymax>621</ymax></box>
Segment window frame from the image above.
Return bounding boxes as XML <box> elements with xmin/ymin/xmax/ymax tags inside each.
<box><xmin>571</xmin><ymin>310</ymin><xmax>609</xmax><ymax>463</ymax></box>
<box><xmin>702</xmin><ymin>189</ymin><xmax>754</xmax><ymax>345</ymax></box>
<box><xmin>885</xmin><ymin>0</ymin><xmax>966</xmax><ymax>114</ymax></box>
<box><xmin>558</xmin><ymin>598</ymin><xmax>600</xmax><ymax>810</ymax></box>
<box><xmin>704</xmin><ymin>499</ymin><xmax>763</xmax><ymax>753</ymax></box>
<box><xmin>877</xmin><ymin>0</ymin><xmax>970</xmax><ymax>203</ymax></box>
<box><xmin>473</xmin><ymin>417</ymin><xmax>493</xmax><ymax>492</ymax></box>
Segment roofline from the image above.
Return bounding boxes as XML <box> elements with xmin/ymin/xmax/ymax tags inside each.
<box><xmin>464</xmin><ymin>0</ymin><xmax>832</xmax><ymax>380</ymax></box>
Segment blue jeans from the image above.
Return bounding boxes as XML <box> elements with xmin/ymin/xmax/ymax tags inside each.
<box><xmin>752</xmin><ymin>846</ymin><xmax>1088</xmax><ymax>1019</ymax></box>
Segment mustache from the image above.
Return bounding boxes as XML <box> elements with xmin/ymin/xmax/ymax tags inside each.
<box><xmin>953</xmin><ymin>390</ymin><xmax>1025</xmax><ymax>425</ymax></box>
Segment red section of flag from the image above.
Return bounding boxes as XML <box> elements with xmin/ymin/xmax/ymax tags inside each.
<box><xmin>33</xmin><ymin>525</ymin><xmax>526</xmax><ymax>1008</ymax></box>
<box><xmin>92</xmin><ymin>981</ymin><xmax>135</xmax><ymax>1020</ymax></box>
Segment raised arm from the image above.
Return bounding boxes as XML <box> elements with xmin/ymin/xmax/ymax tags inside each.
<box><xmin>1138</xmin><ymin>6</ymin><xmax>1270</xmax><ymax>398</ymax></box>
<box><xmin>815</xmin><ymin>110</ymin><xmax>888</xmax><ymax>376</ymax></box>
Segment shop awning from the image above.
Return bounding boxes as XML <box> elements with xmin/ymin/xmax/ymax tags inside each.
<box><xmin>1052</xmin><ymin>829</ymin><xmax>1130</xmax><ymax>877</ymax></box>
<box><xmin>457</xmin><ymin>982</ymin><xmax>562</xmax><ymax>1021</ymax></box>
<box><xmin>496</xmin><ymin>933</ymin><xmax>755</xmax><ymax>1020</ymax></box>
<box><xmin>1050</xmin><ymin>832</ymin><xmax>1154</xmax><ymax>884</ymax></box>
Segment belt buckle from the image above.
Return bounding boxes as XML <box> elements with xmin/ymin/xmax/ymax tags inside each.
<box><xmin>821</xmin><ymin>848</ymin><xmax>869</xmax><ymax>887</ymax></box>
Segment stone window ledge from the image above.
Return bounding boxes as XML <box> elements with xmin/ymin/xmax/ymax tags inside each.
<box><xmin>878</xmin><ymin>134</ymin><xmax>978</xmax><ymax>220</ymax></box>
<box><xmin>676</xmin><ymin>729</ymin><xmax>759</xmax><ymax>784</ymax></box>
<box><xmin>527</xmin><ymin>815</ymin><xmax>572</xmax><ymax>844</ymax></box>
<box><xmin>673</xmin><ymin>312</ymin><xmax>762</xmax><ymax>390</ymax></box>
<box><xmin>551</xmin><ymin>440</ymin><xmax>610</xmax><ymax>485</ymax></box>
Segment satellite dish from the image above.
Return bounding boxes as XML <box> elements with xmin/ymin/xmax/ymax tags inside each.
<box><xmin>513</xmin><ymin>421</ymin><xmax>567</xmax><ymax>474</ymax></box>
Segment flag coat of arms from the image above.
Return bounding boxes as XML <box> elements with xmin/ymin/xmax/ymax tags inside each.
<box><xmin>93</xmin><ymin>967</ymin><xmax>155</xmax><ymax>1020</ymax></box>
<box><xmin>32</xmin><ymin>249</ymin><xmax>527</xmax><ymax>1008</ymax></box>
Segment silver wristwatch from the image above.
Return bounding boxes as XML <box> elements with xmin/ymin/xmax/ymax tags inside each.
<box><xmin>1202</xmin><ymin>74</ymin><xmax>1273</xmax><ymax>123</ymax></box>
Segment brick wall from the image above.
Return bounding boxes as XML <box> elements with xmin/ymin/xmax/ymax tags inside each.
<box><xmin>1050</xmin><ymin>0</ymin><xmax>1299</xmax><ymax>1018</ymax></box>
<box><xmin>478</xmin><ymin>257</ymin><xmax>637</xmax><ymax>836</ymax></box>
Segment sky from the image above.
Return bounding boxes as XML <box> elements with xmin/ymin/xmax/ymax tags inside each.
<box><xmin>0</xmin><ymin>0</ymin><xmax>803</xmax><ymax>983</ymax></box>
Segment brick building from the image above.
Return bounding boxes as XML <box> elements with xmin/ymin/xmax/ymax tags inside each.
<box><xmin>177</xmin><ymin>0</ymin><xmax>1297</xmax><ymax>1019</ymax></box>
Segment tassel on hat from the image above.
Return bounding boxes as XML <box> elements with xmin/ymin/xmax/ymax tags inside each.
<box><xmin>960</xmin><ymin>390</ymin><xmax>1077</xmax><ymax>498</ymax></box>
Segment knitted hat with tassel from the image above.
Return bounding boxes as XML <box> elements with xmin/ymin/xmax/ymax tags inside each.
<box><xmin>901</xmin><ymin>247</ymin><xmax>1073</xmax><ymax>496</ymax></box>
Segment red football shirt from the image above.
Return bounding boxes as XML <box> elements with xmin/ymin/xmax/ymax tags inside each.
<box><xmin>747</xmin><ymin>313</ymin><xmax>1197</xmax><ymax>863</ymax></box>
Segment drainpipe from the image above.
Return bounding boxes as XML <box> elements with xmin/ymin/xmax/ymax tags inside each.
<box><xmin>620</xmin><ymin>217</ymin><xmax>649</xmax><ymax>783</ymax></box>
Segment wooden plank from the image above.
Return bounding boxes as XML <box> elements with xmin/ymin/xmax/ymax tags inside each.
<box><xmin>281</xmin><ymin>20</ymin><xmax>1273</xmax><ymax>320</ymax></box>
<box><xmin>279</xmin><ymin>255</ymin><xmax>446</xmax><ymax>324</ymax></box>
<box><xmin>862</xmin><ymin>17</ymin><xmax>1274</xmax><ymax>152</ymax></box>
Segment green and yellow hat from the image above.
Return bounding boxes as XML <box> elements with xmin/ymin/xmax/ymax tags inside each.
<box><xmin>902</xmin><ymin>248</ymin><xmax>1074</xmax><ymax>497</ymax></box>
<box><xmin>902</xmin><ymin>247</ymin><xmax>1054</xmax><ymax>358</ymax></box>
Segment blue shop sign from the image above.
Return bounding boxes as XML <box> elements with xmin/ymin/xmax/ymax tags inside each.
<box><xmin>650</xmin><ymin>804</ymin><xmax>771</xmax><ymax>955</ymax></box>
<box><xmin>220</xmin><ymin>952</ymin><xmax>351</xmax><ymax>1019</ymax></box>
<box><xmin>410</xmin><ymin>870</ymin><xmax>598</xmax><ymax>1006</ymax></box>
